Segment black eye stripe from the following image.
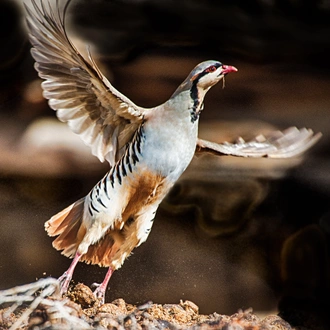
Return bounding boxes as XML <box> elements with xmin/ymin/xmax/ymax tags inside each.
<box><xmin>204</xmin><ymin>63</ymin><xmax>221</xmax><ymax>74</ymax></box>
<box><xmin>194</xmin><ymin>63</ymin><xmax>221</xmax><ymax>81</ymax></box>
<box><xmin>194</xmin><ymin>63</ymin><xmax>222</xmax><ymax>79</ymax></box>
<box><xmin>205</xmin><ymin>64</ymin><xmax>220</xmax><ymax>73</ymax></box>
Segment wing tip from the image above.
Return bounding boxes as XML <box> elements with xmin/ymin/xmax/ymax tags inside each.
<box><xmin>196</xmin><ymin>126</ymin><xmax>322</xmax><ymax>159</ymax></box>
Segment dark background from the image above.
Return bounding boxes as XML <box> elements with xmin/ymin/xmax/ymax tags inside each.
<box><xmin>0</xmin><ymin>0</ymin><xmax>329</xmax><ymax>328</ymax></box>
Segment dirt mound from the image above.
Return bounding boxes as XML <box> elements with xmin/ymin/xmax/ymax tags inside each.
<box><xmin>0</xmin><ymin>279</ymin><xmax>291</xmax><ymax>329</ymax></box>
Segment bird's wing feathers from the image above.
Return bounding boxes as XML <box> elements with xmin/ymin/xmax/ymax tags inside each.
<box><xmin>25</xmin><ymin>0</ymin><xmax>145</xmax><ymax>165</ymax></box>
<box><xmin>196</xmin><ymin>127</ymin><xmax>322</xmax><ymax>158</ymax></box>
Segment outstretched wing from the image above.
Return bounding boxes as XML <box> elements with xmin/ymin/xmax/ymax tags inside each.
<box><xmin>25</xmin><ymin>0</ymin><xmax>146</xmax><ymax>165</ymax></box>
<box><xmin>196</xmin><ymin>127</ymin><xmax>322</xmax><ymax>158</ymax></box>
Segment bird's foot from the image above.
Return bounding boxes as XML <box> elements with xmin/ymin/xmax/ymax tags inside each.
<box><xmin>58</xmin><ymin>271</ymin><xmax>72</xmax><ymax>295</ymax></box>
<box><xmin>91</xmin><ymin>282</ymin><xmax>106</xmax><ymax>305</ymax></box>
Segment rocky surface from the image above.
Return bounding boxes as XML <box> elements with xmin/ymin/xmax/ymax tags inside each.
<box><xmin>0</xmin><ymin>281</ymin><xmax>293</xmax><ymax>329</ymax></box>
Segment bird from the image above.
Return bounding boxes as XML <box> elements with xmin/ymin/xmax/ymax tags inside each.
<box><xmin>25</xmin><ymin>0</ymin><xmax>321</xmax><ymax>303</ymax></box>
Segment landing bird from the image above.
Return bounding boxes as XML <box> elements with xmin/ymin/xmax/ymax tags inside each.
<box><xmin>25</xmin><ymin>0</ymin><xmax>321</xmax><ymax>303</ymax></box>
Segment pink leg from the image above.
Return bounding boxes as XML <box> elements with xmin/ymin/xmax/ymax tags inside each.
<box><xmin>58</xmin><ymin>252</ymin><xmax>82</xmax><ymax>294</ymax></box>
<box><xmin>93</xmin><ymin>267</ymin><xmax>114</xmax><ymax>304</ymax></box>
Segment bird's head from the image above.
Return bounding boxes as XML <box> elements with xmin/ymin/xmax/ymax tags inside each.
<box><xmin>169</xmin><ymin>60</ymin><xmax>237</xmax><ymax>123</ymax></box>
<box><xmin>172</xmin><ymin>60</ymin><xmax>237</xmax><ymax>98</ymax></box>
<box><xmin>189</xmin><ymin>60</ymin><xmax>238</xmax><ymax>90</ymax></box>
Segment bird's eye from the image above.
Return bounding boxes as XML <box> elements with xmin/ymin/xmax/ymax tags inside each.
<box><xmin>205</xmin><ymin>65</ymin><xmax>217</xmax><ymax>73</ymax></box>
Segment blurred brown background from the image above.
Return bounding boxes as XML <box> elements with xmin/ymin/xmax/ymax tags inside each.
<box><xmin>0</xmin><ymin>0</ymin><xmax>329</xmax><ymax>328</ymax></box>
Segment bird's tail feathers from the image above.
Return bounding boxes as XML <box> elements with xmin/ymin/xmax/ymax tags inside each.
<box><xmin>45</xmin><ymin>198</ymin><xmax>86</xmax><ymax>258</ymax></box>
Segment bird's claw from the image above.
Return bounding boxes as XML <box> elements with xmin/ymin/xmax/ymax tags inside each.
<box><xmin>92</xmin><ymin>282</ymin><xmax>106</xmax><ymax>305</ymax></box>
<box><xmin>58</xmin><ymin>271</ymin><xmax>72</xmax><ymax>295</ymax></box>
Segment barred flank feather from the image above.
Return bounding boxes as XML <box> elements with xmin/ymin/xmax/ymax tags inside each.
<box><xmin>45</xmin><ymin>197</ymin><xmax>121</xmax><ymax>267</ymax></box>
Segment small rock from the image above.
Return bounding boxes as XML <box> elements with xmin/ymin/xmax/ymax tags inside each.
<box><xmin>111</xmin><ymin>298</ymin><xmax>129</xmax><ymax>313</ymax></box>
<box><xmin>67</xmin><ymin>283</ymin><xmax>97</xmax><ymax>308</ymax></box>
<box><xmin>180</xmin><ymin>299</ymin><xmax>199</xmax><ymax>314</ymax></box>
<box><xmin>98</xmin><ymin>303</ymin><xmax>125</xmax><ymax>317</ymax></box>
<box><xmin>261</xmin><ymin>315</ymin><xmax>293</xmax><ymax>329</ymax></box>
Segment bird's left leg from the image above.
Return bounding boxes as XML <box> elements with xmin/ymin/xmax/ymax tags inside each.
<box><xmin>58</xmin><ymin>252</ymin><xmax>82</xmax><ymax>294</ymax></box>
<box><xmin>92</xmin><ymin>266</ymin><xmax>114</xmax><ymax>304</ymax></box>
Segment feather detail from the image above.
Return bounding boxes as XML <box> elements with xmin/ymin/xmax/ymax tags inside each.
<box><xmin>196</xmin><ymin>127</ymin><xmax>322</xmax><ymax>158</ymax></box>
<box><xmin>80</xmin><ymin>232</ymin><xmax>124</xmax><ymax>267</ymax></box>
<box><xmin>25</xmin><ymin>0</ymin><xmax>147</xmax><ymax>165</ymax></box>
<box><xmin>45</xmin><ymin>198</ymin><xmax>86</xmax><ymax>258</ymax></box>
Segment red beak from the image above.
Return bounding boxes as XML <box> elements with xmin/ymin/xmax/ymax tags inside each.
<box><xmin>222</xmin><ymin>65</ymin><xmax>238</xmax><ymax>75</ymax></box>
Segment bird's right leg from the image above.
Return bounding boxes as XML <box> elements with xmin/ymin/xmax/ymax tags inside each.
<box><xmin>92</xmin><ymin>266</ymin><xmax>114</xmax><ymax>304</ymax></box>
<box><xmin>58</xmin><ymin>252</ymin><xmax>82</xmax><ymax>294</ymax></box>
